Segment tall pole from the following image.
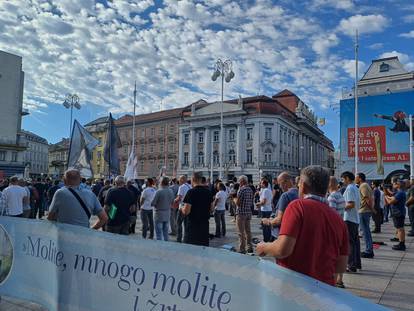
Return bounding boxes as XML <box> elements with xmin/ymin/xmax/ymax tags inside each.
<box><xmin>354</xmin><ymin>29</ymin><xmax>359</xmax><ymax>174</ymax></box>
<box><xmin>69</xmin><ymin>104</ymin><xmax>73</xmax><ymax>137</ymax></box>
<box><xmin>220</xmin><ymin>71</ymin><xmax>224</xmax><ymax>180</ymax></box>
<box><xmin>410</xmin><ymin>114</ymin><xmax>414</xmax><ymax>180</ymax></box>
<box><xmin>311</xmin><ymin>144</ymin><xmax>313</xmax><ymax>165</ymax></box>
<box><xmin>132</xmin><ymin>81</ymin><xmax>137</xmax><ymax>154</ymax></box>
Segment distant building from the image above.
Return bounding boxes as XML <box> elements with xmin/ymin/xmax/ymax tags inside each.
<box><xmin>0</xmin><ymin>50</ymin><xmax>28</xmax><ymax>178</ymax></box>
<box><xmin>116</xmin><ymin>108</ymin><xmax>184</xmax><ymax>180</ymax></box>
<box><xmin>84</xmin><ymin>116</ymin><xmax>108</xmax><ymax>179</ymax></box>
<box><xmin>177</xmin><ymin>90</ymin><xmax>334</xmax><ymax>182</ymax></box>
<box><xmin>340</xmin><ymin>56</ymin><xmax>414</xmax><ymax>180</ymax></box>
<box><xmin>20</xmin><ymin>130</ymin><xmax>49</xmax><ymax>178</ymax></box>
<box><xmin>48</xmin><ymin>138</ymin><xmax>70</xmax><ymax>178</ymax></box>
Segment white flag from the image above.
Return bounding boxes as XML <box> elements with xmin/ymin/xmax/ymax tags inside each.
<box><xmin>124</xmin><ymin>150</ymin><xmax>138</xmax><ymax>181</ymax></box>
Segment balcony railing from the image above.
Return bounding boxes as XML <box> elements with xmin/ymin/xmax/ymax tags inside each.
<box><xmin>259</xmin><ymin>161</ymin><xmax>278</xmax><ymax>168</ymax></box>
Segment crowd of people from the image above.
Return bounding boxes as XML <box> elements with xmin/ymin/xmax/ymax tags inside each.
<box><xmin>1</xmin><ymin>165</ymin><xmax>413</xmax><ymax>289</ymax></box>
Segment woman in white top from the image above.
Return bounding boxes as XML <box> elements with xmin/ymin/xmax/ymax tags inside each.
<box><xmin>213</xmin><ymin>182</ymin><xmax>228</xmax><ymax>238</ymax></box>
<box><xmin>140</xmin><ymin>178</ymin><xmax>156</xmax><ymax>239</ymax></box>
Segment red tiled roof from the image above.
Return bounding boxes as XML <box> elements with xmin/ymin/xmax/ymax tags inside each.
<box><xmin>116</xmin><ymin>107</ymin><xmax>186</xmax><ymax>126</ymax></box>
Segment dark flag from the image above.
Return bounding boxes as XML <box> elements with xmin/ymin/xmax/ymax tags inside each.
<box><xmin>67</xmin><ymin>120</ymin><xmax>99</xmax><ymax>178</ymax></box>
<box><xmin>104</xmin><ymin>113</ymin><xmax>122</xmax><ymax>175</ymax></box>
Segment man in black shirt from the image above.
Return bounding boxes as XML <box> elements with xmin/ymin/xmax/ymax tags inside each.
<box><xmin>98</xmin><ymin>180</ymin><xmax>112</xmax><ymax>207</ymax></box>
<box><xmin>104</xmin><ymin>176</ymin><xmax>136</xmax><ymax>235</ymax></box>
<box><xmin>181</xmin><ymin>172</ymin><xmax>213</xmax><ymax>246</ymax></box>
<box><xmin>47</xmin><ymin>180</ymin><xmax>61</xmax><ymax>206</ymax></box>
<box><xmin>32</xmin><ymin>178</ymin><xmax>46</xmax><ymax>219</ymax></box>
<box><xmin>127</xmin><ymin>179</ymin><xmax>141</xmax><ymax>234</ymax></box>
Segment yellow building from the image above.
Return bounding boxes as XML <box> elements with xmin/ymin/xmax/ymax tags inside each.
<box><xmin>84</xmin><ymin>117</ymin><xmax>108</xmax><ymax>179</ymax></box>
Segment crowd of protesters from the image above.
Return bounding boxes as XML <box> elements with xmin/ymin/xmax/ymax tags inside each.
<box><xmin>1</xmin><ymin>165</ymin><xmax>413</xmax><ymax>289</ymax></box>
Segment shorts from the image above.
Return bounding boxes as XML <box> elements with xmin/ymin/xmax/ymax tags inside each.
<box><xmin>392</xmin><ymin>216</ymin><xmax>405</xmax><ymax>229</ymax></box>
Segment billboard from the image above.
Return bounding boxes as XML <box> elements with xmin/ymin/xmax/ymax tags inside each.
<box><xmin>340</xmin><ymin>91</ymin><xmax>414</xmax><ymax>180</ymax></box>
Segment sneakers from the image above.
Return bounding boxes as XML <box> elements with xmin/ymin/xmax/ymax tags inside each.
<box><xmin>390</xmin><ymin>237</ymin><xmax>399</xmax><ymax>242</ymax></box>
<box><xmin>336</xmin><ymin>281</ymin><xmax>346</xmax><ymax>288</ymax></box>
<box><xmin>392</xmin><ymin>243</ymin><xmax>406</xmax><ymax>251</ymax></box>
<box><xmin>361</xmin><ymin>252</ymin><xmax>374</xmax><ymax>258</ymax></box>
<box><xmin>346</xmin><ymin>266</ymin><xmax>357</xmax><ymax>273</ymax></box>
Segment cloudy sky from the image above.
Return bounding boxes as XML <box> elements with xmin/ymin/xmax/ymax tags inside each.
<box><xmin>1</xmin><ymin>0</ymin><xmax>413</xmax><ymax>146</ymax></box>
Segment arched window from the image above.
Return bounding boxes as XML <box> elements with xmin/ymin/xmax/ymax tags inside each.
<box><xmin>213</xmin><ymin>151</ymin><xmax>219</xmax><ymax>165</ymax></box>
<box><xmin>198</xmin><ymin>152</ymin><xmax>204</xmax><ymax>165</ymax></box>
<box><xmin>264</xmin><ymin>148</ymin><xmax>272</xmax><ymax>163</ymax></box>
<box><xmin>228</xmin><ymin>150</ymin><xmax>236</xmax><ymax>163</ymax></box>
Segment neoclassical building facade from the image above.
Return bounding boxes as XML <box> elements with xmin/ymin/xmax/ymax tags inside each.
<box><xmin>177</xmin><ymin>90</ymin><xmax>334</xmax><ymax>182</ymax></box>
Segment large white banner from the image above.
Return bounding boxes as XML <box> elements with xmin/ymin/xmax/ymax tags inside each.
<box><xmin>0</xmin><ymin>217</ymin><xmax>388</xmax><ymax>311</ymax></box>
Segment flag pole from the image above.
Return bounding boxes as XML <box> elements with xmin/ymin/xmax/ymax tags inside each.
<box><xmin>108</xmin><ymin>113</ymin><xmax>111</xmax><ymax>180</ymax></box>
<box><xmin>132</xmin><ymin>82</ymin><xmax>137</xmax><ymax>157</ymax></box>
<box><xmin>410</xmin><ymin>114</ymin><xmax>413</xmax><ymax>181</ymax></box>
<box><xmin>354</xmin><ymin>29</ymin><xmax>359</xmax><ymax>174</ymax></box>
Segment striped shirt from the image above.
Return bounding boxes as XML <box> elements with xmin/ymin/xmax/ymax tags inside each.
<box><xmin>236</xmin><ymin>186</ymin><xmax>253</xmax><ymax>216</ymax></box>
<box><xmin>327</xmin><ymin>191</ymin><xmax>346</xmax><ymax>217</ymax></box>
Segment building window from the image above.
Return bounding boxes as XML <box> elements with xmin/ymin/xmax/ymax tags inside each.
<box><xmin>160</xmin><ymin>126</ymin><xmax>165</xmax><ymax>136</ymax></box>
<box><xmin>228</xmin><ymin>150</ymin><xmax>236</xmax><ymax>163</ymax></box>
<box><xmin>229</xmin><ymin>129</ymin><xmax>235</xmax><ymax>141</ymax></box>
<box><xmin>160</xmin><ymin>143</ymin><xmax>164</xmax><ymax>153</ymax></box>
<box><xmin>169</xmin><ymin>142</ymin><xmax>174</xmax><ymax>152</ymax></box>
<box><xmin>213</xmin><ymin>131</ymin><xmax>219</xmax><ymax>142</ymax></box>
<box><xmin>124</xmin><ymin>145</ymin><xmax>128</xmax><ymax>155</ymax></box>
<box><xmin>0</xmin><ymin>151</ymin><xmax>6</xmax><ymax>161</ymax></box>
<box><xmin>169</xmin><ymin>125</ymin><xmax>175</xmax><ymax>134</ymax></box>
<box><xmin>265</xmin><ymin>127</ymin><xmax>272</xmax><ymax>140</ymax></box>
<box><xmin>213</xmin><ymin>151</ymin><xmax>219</xmax><ymax>165</ymax></box>
<box><xmin>11</xmin><ymin>152</ymin><xmax>17</xmax><ymax>162</ymax></box>
<box><xmin>150</xmin><ymin>144</ymin><xmax>154</xmax><ymax>153</ymax></box>
<box><xmin>198</xmin><ymin>132</ymin><xmax>204</xmax><ymax>143</ymax></box>
<box><xmin>246</xmin><ymin>128</ymin><xmax>253</xmax><ymax>141</ymax></box>
<box><xmin>183</xmin><ymin>152</ymin><xmax>189</xmax><ymax>165</ymax></box>
<box><xmin>151</xmin><ymin>128</ymin><xmax>155</xmax><ymax>136</ymax></box>
<box><xmin>169</xmin><ymin>159</ymin><xmax>174</xmax><ymax>169</ymax></box>
<box><xmin>97</xmin><ymin>151</ymin><xmax>102</xmax><ymax>160</ymax></box>
<box><xmin>98</xmin><ymin>137</ymin><xmax>102</xmax><ymax>146</ymax></box>
<box><xmin>379</xmin><ymin>62</ymin><xmax>389</xmax><ymax>72</ymax></box>
<box><xmin>198</xmin><ymin>152</ymin><xmax>204</xmax><ymax>164</ymax></box>
<box><xmin>264</xmin><ymin>148</ymin><xmax>272</xmax><ymax>162</ymax></box>
<box><xmin>140</xmin><ymin>160</ymin><xmax>144</xmax><ymax>171</ymax></box>
<box><xmin>140</xmin><ymin>144</ymin><xmax>145</xmax><ymax>154</ymax></box>
<box><xmin>246</xmin><ymin>150</ymin><xmax>253</xmax><ymax>163</ymax></box>
<box><xmin>184</xmin><ymin>133</ymin><xmax>189</xmax><ymax>145</ymax></box>
<box><xmin>141</xmin><ymin>128</ymin><xmax>145</xmax><ymax>138</ymax></box>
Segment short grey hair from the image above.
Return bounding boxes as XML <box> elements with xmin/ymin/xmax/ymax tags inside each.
<box><xmin>300</xmin><ymin>165</ymin><xmax>329</xmax><ymax>196</ymax></box>
<box><xmin>115</xmin><ymin>175</ymin><xmax>125</xmax><ymax>185</ymax></box>
<box><xmin>238</xmin><ymin>175</ymin><xmax>248</xmax><ymax>184</ymax></box>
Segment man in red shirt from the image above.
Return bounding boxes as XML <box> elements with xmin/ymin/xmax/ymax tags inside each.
<box><xmin>256</xmin><ymin>165</ymin><xmax>349</xmax><ymax>286</ymax></box>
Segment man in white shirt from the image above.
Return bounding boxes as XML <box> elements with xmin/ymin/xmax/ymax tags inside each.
<box><xmin>256</xmin><ymin>179</ymin><xmax>273</xmax><ymax>242</ymax></box>
<box><xmin>1</xmin><ymin>176</ymin><xmax>29</xmax><ymax>217</ymax></box>
<box><xmin>213</xmin><ymin>182</ymin><xmax>228</xmax><ymax>238</ymax></box>
<box><xmin>140</xmin><ymin>178</ymin><xmax>156</xmax><ymax>239</ymax></box>
<box><xmin>18</xmin><ymin>178</ymin><xmax>32</xmax><ymax>218</ymax></box>
<box><xmin>175</xmin><ymin>175</ymin><xmax>191</xmax><ymax>243</ymax></box>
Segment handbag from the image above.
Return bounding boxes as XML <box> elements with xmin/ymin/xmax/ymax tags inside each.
<box><xmin>67</xmin><ymin>188</ymin><xmax>91</xmax><ymax>219</ymax></box>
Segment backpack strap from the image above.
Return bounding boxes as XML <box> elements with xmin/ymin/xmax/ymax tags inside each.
<box><xmin>67</xmin><ymin>188</ymin><xmax>91</xmax><ymax>219</ymax></box>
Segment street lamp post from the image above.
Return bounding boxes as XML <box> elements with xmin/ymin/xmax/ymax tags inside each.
<box><xmin>63</xmin><ymin>94</ymin><xmax>81</xmax><ymax>137</ymax></box>
<box><xmin>211</xmin><ymin>59</ymin><xmax>235</xmax><ymax>181</ymax></box>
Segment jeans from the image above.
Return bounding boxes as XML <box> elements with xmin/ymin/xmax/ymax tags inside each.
<box><xmin>236</xmin><ymin>214</ymin><xmax>252</xmax><ymax>252</ymax></box>
<box><xmin>31</xmin><ymin>201</ymin><xmax>44</xmax><ymax>219</ymax></box>
<box><xmin>214</xmin><ymin>210</ymin><xmax>226</xmax><ymax>237</ymax></box>
<box><xmin>261</xmin><ymin>211</ymin><xmax>272</xmax><ymax>242</ymax></box>
<box><xmin>408</xmin><ymin>206</ymin><xmax>414</xmax><ymax>233</ymax></box>
<box><xmin>360</xmin><ymin>212</ymin><xmax>373</xmax><ymax>253</ymax></box>
<box><xmin>170</xmin><ymin>208</ymin><xmax>178</xmax><ymax>235</ymax></box>
<box><xmin>106</xmin><ymin>222</ymin><xmax>130</xmax><ymax>235</ymax></box>
<box><xmin>140</xmin><ymin>209</ymin><xmax>154</xmax><ymax>239</ymax></box>
<box><xmin>155</xmin><ymin>221</ymin><xmax>169</xmax><ymax>241</ymax></box>
<box><xmin>346</xmin><ymin>221</ymin><xmax>361</xmax><ymax>269</ymax></box>
<box><xmin>176</xmin><ymin>210</ymin><xmax>188</xmax><ymax>243</ymax></box>
<box><xmin>384</xmin><ymin>205</ymin><xmax>390</xmax><ymax>222</ymax></box>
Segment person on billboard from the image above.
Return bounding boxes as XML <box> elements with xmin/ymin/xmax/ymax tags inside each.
<box><xmin>373</xmin><ymin>111</ymin><xmax>409</xmax><ymax>133</ymax></box>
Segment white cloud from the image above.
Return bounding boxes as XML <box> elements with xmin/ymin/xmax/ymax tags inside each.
<box><xmin>312</xmin><ymin>0</ymin><xmax>354</xmax><ymax>11</ymax></box>
<box><xmin>368</xmin><ymin>43</ymin><xmax>384</xmax><ymax>50</ymax></box>
<box><xmin>338</xmin><ymin>14</ymin><xmax>389</xmax><ymax>36</ymax></box>
<box><xmin>400</xmin><ymin>30</ymin><xmax>414</xmax><ymax>38</ymax></box>
<box><xmin>403</xmin><ymin>14</ymin><xmax>414</xmax><ymax>23</ymax></box>
<box><xmin>312</xmin><ymin>33</ymin><xmax>339</xmax><ymax>55</ymax></box>
<box><xmin>342</xmin><ymin>59</ymin><xmax>367</xmax><ymax>79</ymax></box>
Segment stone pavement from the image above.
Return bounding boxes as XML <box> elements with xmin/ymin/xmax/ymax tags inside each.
<box><xmin>1</xmin><ymin>213</ymin><xmax>413</xmax><ymax>310</ymax></box>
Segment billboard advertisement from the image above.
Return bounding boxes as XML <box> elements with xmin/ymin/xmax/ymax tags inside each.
<box><xmin>340</xmin><ymin>91</ymin><xmax>414</xmax><ymax>180</ymax></box>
